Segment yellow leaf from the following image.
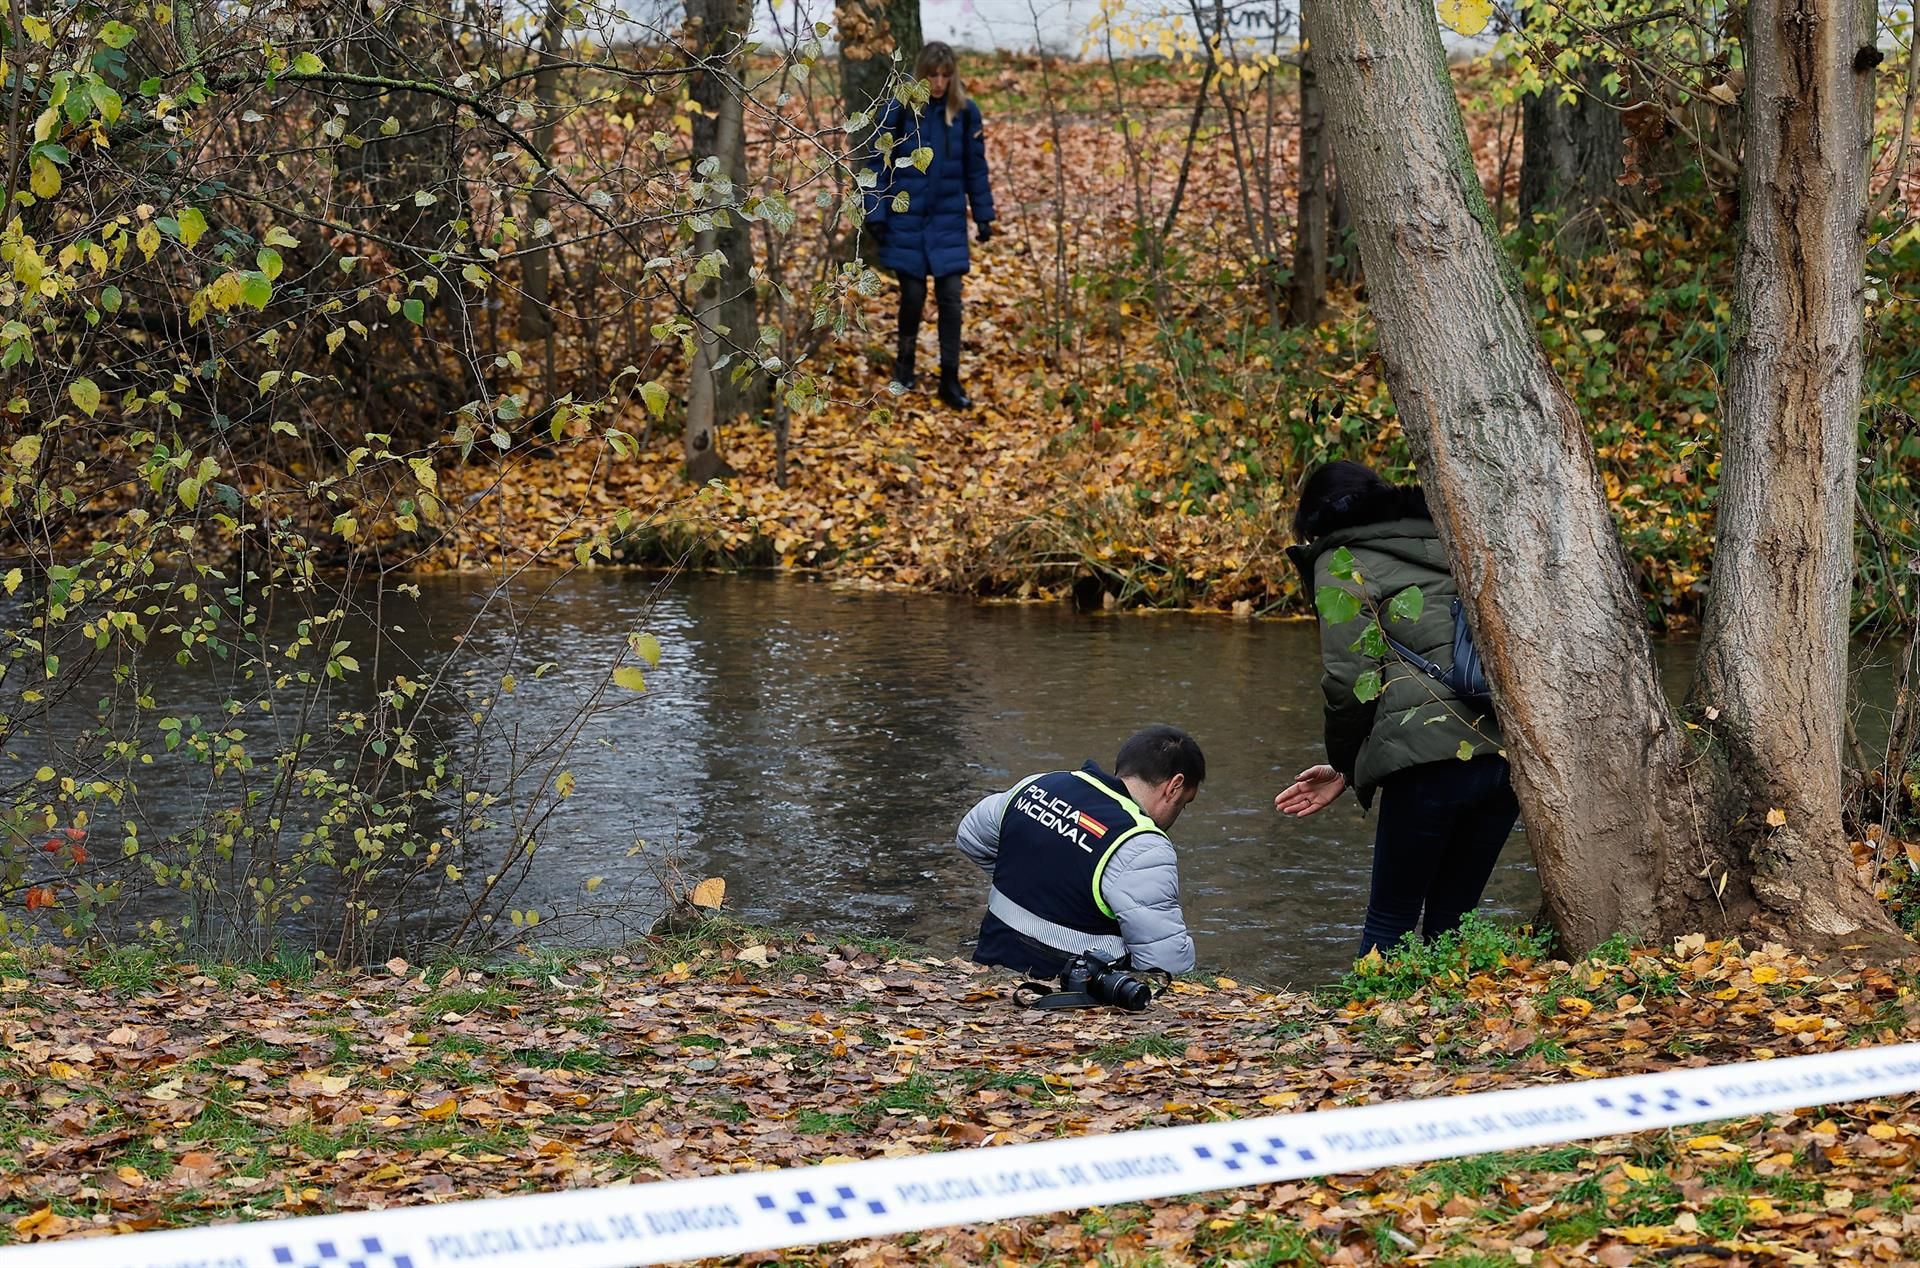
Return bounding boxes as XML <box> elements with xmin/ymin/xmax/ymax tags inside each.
<box><xmin>1765</xmin><ymin>807</ymin><xmax>1787</xmax><ymax>828</ymax></box>
<box><xmin>45</xmin><ymin>1060</ymin><xmax>79</xmax><ymax>1080</ymax></box>
<box><xmin>407</xmin><ymin>456</ymin><xmax>437</xmax><ymax>492</ymax></box>
<box><xmin>584</xmin><ymin>875</ymin><xmax>604</xmax><ymax>892</ymax></box>
<box><xmin>1747</xmin><ymin>1196</ymin><xmax>1777</xmax><ymax>1219</ymax></box>
<box><xmin>612</xmin><ymin>665</ymin><xmax>647</xmax><ymax>692</ymax></box>
<box><xmin>1214</xmin><ymin>976</ymin><xmax>1238</xmax><ymax>990</ymax></box>
<box><xmin>631</xmin><ymin>632</ymin><xmax>662</xmax><ymax>667</ymax></box>
<box><xmin>555</xmin><ymin>770</ymin><xmax>575</xmax><ymax>797</ymax></box>
<box><xmin>11</xmin><ymin>1207</ymin><xmax>63</xmax><ymax>1238</ymax></box>
<box><xmin>11</xmin><ymin>435</ymin><xmax>42</xmax><ymax>467</ymax></box>
<box><xmin>29</xmin><ymin>156</ymin><xmax>59</xmax><ymax>199</ymax></box>
<box><xmin>1558</xmin><ymin>996</ymin><xmax>1594</xmax><ymax>1017</ymax></box>
<box><xmin>1751</xmin><ymin>965</ymin><xmax>1780</xmax><ymax>984</ymax></box>
<box><xmin>1435</xmin><ymin>0</ymin><xmax>1492</xmax><ymax>36</ymax></box>
<box><xmin>688</xmin><ymin>876</ymin><xmax>726</xmax><ymax>909</ymax></box>
<box><xmin>419</xmin><ymin>1095</ymin><xmax>458</xmax><ymax>1120</ymax></box>
<box><xmin>137</xmin><ymin>222</ymin><xmax>161</xmax><ymax>260</ymax></box>
<box><xmin>67</xmin><ymin>377</ymin><xmax>100</xmax><ymax>417</ymax></box>
<box><xmin>1621</xmin><ymin>1162</ymin><xmax>1653</xmax><ymax>1182</ymax></box>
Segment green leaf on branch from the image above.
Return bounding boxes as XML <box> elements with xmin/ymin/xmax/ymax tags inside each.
<box><xmin>640</xmin><ymin>381</ymin><xmax>669</xmax><ymax>418</ymax></box>
<box><xmin>100</xmin><ymin>20</ymin><xmax>137</xmax><ymax>48</ymax></box>
<box><xmin>1326</xmin><ymin>547</ymin><xmax>1359</xmax><ymax>582</ymax></box>
<box><xmin>68</xmin><ymin>378</ymin><xmax>101</xmax><ymax>416</ymax></box>
<box><xmin>1457</xmin><ymin>740</ymin><xmax>1477</xmax><ymax>761</ymax></box>
<box><xmin>402</xmin><ymin>298</ymin><xmax>425</xmax><ymax>326</ymax></box>
<box><xmin>290</xmin><ymin>52</ymin><xmax>325</xmax><ymax>75</ymax></box>
<box><xmin>1352</xmin><ymin>620</ymin><xmax>1387</xmax><ymax>659</ymax></box>
<box><xmin>1354</xmin><ymin>670</ymin><xmax>1383</xmax><ymax>703</ymax></box>
<box><xmin>257</xmin><ymin>248</ymin><xmax>284</xmax><ymax>281</ymax></box>
<box><xmin>1387</xmin><ymin>586</ymin><xmax>1424</xmax><ymax>623</ymax></box>
<box><xmin>176</xmin><ymin>208</ymin><xmax>208</xmax><ymax>249</ymax></box>
<box><xmin>239</xmin><ymin>273</ymin><xmax>272</xmax><ymax>309</ymax></box>
<box><xmin>1315</xmin><ymin>584</ymin><xmax>1362</xmax><ymax>625</ymax></box>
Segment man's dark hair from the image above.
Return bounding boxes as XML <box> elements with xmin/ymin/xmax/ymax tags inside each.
<box><xmin>1115</xmin><ymin>725</ymin><xmax>1205</xmax><ymax>788</ymax></box>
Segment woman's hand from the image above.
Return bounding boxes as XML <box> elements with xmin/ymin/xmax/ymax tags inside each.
<box><xmin>1274</xmin><ymin>764</ymin><xmax>1346</xmax><ymax>818</ymax></box>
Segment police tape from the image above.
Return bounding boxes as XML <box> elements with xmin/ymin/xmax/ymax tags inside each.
<box><xmin>6</xmin><ymin>1041</ymin><xmax>1920</xmax><ymax>1268</ymax></box>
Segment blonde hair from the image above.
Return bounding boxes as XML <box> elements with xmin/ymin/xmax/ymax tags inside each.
<box><xmin>914</xmin><ymin>41</ymin><xmax>968</xmax><ymax>124</ymax></box>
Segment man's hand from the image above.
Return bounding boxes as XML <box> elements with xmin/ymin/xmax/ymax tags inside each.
<box><xmin>1274</xmin><ymin>764</ymin><xmax>1346</xmax><ymax>818</ymax></box>
<box><xmin>976</xmin><ymin>221</ymin><xmax>994</xmax><ymax>243</ymax></box>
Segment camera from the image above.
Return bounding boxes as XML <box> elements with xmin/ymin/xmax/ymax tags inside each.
<box><xmin>1060</xmin><ymin>951</ymin><xmax>1154</xmax><ymax>1011</ymax></box>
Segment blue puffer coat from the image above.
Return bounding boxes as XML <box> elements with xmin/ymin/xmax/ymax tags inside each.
<box><xmin>864</xmin><ymin>95</ymin><xmax>996</xmax><ymax>279</ymax></box>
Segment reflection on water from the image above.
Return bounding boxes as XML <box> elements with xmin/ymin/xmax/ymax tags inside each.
<box><xmin>89</xmin><ymin>572</ymin><xmax>1896</xmax><ymax>988</ymax></box>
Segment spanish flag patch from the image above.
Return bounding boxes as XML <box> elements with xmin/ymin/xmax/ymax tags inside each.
<box><xmin>1076</xmin><ymin>812</ymin><xmax>1109</xmax><ymax>838</ymax></box>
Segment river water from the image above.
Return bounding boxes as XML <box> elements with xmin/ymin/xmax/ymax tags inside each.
<box><xmin>70</xmin><ymin>572</ymin><xmax>1896</xmax><ymax>988</ymax></box>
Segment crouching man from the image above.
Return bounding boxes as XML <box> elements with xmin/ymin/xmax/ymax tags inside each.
<box><xmin>955</xmin><ymin>724</ymin><xmax>1202</xmax><ymax>978</ymax></box>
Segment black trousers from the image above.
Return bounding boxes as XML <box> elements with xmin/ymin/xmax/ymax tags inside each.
<box><xmin>895</xmin><ymin>272</ymin><xmax>964</xmax><ymax>383</ymax></box>
<box><xmin>1358</xmin><ymin>755</ymin><xmax>1521</xmax><ymax>956</ymax></box>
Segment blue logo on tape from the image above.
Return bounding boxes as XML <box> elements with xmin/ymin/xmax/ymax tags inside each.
<box><xmin>1594</xmin><ymin>1086</ymin><xmax>1715</xmax><ymax>1119</ymax></box>
<box><xmin>756</xmin><ymin>1184</ymin><xmax>888</xmax><ymax>1227</ymax></box>
<box><xmin>272</xmin><ymin>1237</ymin><xmax>415</xmax><ymax>1268</ymax></box>
<box><xmin>1192</xmin><ymin>1136</ymin><xmax>1317</xmax><ymax>1172</ymax></box>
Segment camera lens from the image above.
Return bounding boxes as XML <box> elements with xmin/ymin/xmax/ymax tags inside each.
<box><xmin>1108</xmin><ymin>973</ymin><xmax>1153</xmax><ymax>1011</ymax></box>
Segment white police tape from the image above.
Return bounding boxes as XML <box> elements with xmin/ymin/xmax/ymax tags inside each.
<box><xmin>6</xmin><ymin>1041</ymin><xmax>1920</xmax><ymax>1268</ymax></box>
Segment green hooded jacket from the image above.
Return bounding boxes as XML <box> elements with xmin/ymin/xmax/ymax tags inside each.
<box><xmin>1289</xmin><ymin>516</ymin><xmax>1503</xmax><ymax>809</ymax></box>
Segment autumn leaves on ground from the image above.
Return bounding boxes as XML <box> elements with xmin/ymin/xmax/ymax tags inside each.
<box><xmin>6</xmin><ymin>920</ymin><xmax>1920</xmax><ymax>1265</ymax></box>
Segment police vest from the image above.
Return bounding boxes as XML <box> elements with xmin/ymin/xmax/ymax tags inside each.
<box><xmin>976</xmin><ymin>763</ymin><xmax>1162</xmax><ymax>974</ymax></box>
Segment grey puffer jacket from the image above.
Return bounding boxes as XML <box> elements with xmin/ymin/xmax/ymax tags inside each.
<box><xmin>1288</xmin><ymin>490</ymin><xmax>1502</xmax><ymax>808</ymax></box>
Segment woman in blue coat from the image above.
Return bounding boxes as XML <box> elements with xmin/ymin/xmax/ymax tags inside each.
<box><xmin>864</xmin><ymin>41</ymin><xmax>997</xmax><ymax>410</ymax></box>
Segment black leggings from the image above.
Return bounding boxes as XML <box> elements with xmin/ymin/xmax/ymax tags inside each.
<box><xmin>1359</xmin><ymin>755</ymin><xmax>1521</xmax><ymax>956</ymax></box>
<box><xmin>896</xmin><ymin>272</ymin><xmax>964</xmax><ymax>381</ymax></box>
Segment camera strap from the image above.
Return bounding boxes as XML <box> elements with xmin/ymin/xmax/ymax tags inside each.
<box><xmin>1012</xmin><ymin>980</ymin><xmax>1106</xmax><ymax>1010</ymax></box>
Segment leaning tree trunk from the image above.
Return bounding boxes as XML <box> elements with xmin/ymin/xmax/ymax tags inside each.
<box><xmin>1305</xmin><ymin>0</ymin><xmax>1902</xmax><ymax>957</ymax></box>
<box><xmin>690</xmin><ymin>0</ymin><xmax>763</xmax><ymax>422</ymax></box>
<box><xmin>1288</xmin><ymin>34</ymin><xmax>1330</xmax><ymax>326</ymax></box>
<box><xmin>1302</xmin><ymin>0</ymin><xmax>1742</xmax><ymax>953</ymax></box>
<box><xmin>1689</xmin><ymin>0</ymin><xmax>1892</xmax><ymax>947</ymax></box>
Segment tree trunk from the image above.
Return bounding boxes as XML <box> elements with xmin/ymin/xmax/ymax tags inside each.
<box><xmin>1305</xmin><ymin>0</ymin><xmax>1903</xmax><ymax>957</ymax></box>
<box><xmin>1519</xmin><ymin>61</ymin><xmax>1628</xmax><ymax>254</ymax></box>
<box><xmin>1303</xmin><ymin>0</ymin><xmax>1740</xmax><ymax>953</ymax></box>
<box><xmin>689</xmin><ymin>0</ymin><xmax>762</xmax><ymax>422</ymax></box>
<box><xmin>1288</xmin><ymin>34</ymin><xmax>1330</xmax><ymax>326</ymax></box>
<box><xmin>683</xmin><ymin>0</ymin><xmax>748</xmax><ymax>482</ymax></box>
<box><xmin>518</xmin><ymin>0</ymin><xmax>567</xmax><ymax>342</ymax></box>
<box><xmin>1690</xmin><ymin>0</ymin><xmax>1892</xmax><ymax>947</ymax></box>
<box><xmin>838</xmin><ymin>0</ymin><xmax>922</xmax><ymax>133</ymax></box>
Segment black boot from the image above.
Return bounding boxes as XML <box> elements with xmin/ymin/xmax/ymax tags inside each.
<box><xmin>893</xmin><ymin>274</ymin><xmax>927</xmax><ymax>393</ymax></box>
<box><xmin>933</xmin><ymin>274</ymin><xmax>968</xmax><ymax>408</ymax></box>
<box><xmin>938</xmin><ymin>372</ymin><xmax>973</xmax><ymax>411</ymax></box>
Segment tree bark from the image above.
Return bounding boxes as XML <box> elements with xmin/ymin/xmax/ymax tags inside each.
<box><xmin>689</xmin><ymin>0</ymin><xmax>762</xmax><ymax>422</ymax></box>
<box><xmin>683</xmin><ymin>0</ymin><xmax>749</xmax><ymax>482</ymax></box>
<box><xmin>1691</xmin><ymin>0</ymin><xmax>1894</xmax><ymax>947</ymax></box>
<box><xmin>1288</xmin><ymin>35</ymin><xmax>1330</xmax><ymax>326</ymax></box>
<box><xmin>518</xmin><ymin>0</ymin><xmax>567</xmax><ymax>342</ymax></box>
<box><xmin>1303</xmin><ymin>0</ymin><xmax>1742</xmax><ymax>953</ymax></box>
<box><xmin>1519</xmin><ymin>61</ymin><xmax>1629</xmax><ymax>255</ymax></box>
<box><xmin>838</xmin><ymin>0</ymin><xmax>921</xmax><ymax>138</ymax></box>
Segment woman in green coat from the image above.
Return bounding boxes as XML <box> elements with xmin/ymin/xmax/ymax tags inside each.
<box><xmin>1274</xmin><ymin>460</ymin><xmax>1520</xmax><ymax>956</ymax></box>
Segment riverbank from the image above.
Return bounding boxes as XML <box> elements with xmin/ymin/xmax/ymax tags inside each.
<box><xmin>5</xmin><ymin>920</ymin><xmax>1920</xmax><ymax>1263</ymax></box>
